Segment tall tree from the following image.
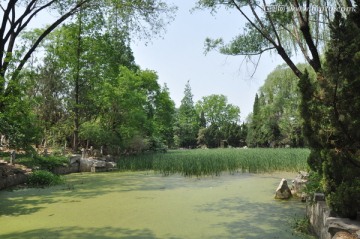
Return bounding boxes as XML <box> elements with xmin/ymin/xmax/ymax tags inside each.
<box><xmin>0</xmin><ymin>0</ymin><xmax>176</xmax><ymax>149</ymax></box>
<box><xmin>195</xmin><ymin>94</ymin><xmax>240</xmax><ymax>127</ymax></box>
<box><xmin>298</xmin><ymin>7</ymin><xmax>360</xmax><ymax>218</ymax></box>
<box><xmin>153</xmin><ymin>84</ymin><xmax>176</xmax><ymax>148</ymax></box>
<box><xmin>195</xmin><ymin>94</ymin><xmax>241</xmax><ymax>148</ymax></box>
<box><xmin>175</xmin><ymin>81</ymin><xmax>200</xmax><ymax>148</ymax></box>
<box><xmin>95</xmin><ymin>66</ymin><xmax>162</xmax><ymax>153</ymax></box>
<box><xmin>247</xmin><ymin>64</ymin><xmax>310</xmax><ymax>147</ymax></box>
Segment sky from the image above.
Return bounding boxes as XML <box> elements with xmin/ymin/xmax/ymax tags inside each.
<box><xmin>130</xmin><ymin>1</ymin><xmax>287</xmax><ymax>120</ymax></box>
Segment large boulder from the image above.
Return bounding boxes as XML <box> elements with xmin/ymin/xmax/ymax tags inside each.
<box><xmin>275</xmin><ymin>178</ymin><xmax>292</xmax><ymax>199</ymax></box>
<box><xmin>79</xmin><ymin>158</ymin><xmax>116</xmax><ymax>172</ymax></box>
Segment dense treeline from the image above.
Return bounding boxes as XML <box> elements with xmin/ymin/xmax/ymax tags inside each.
<box><xmin>2</xmin><ymin>18</ymin><xmax>310</xmax><ymax>154</ymax></box>
<box><xmin>2</xmin><ymin>23</ymin><xmax>248</xmax><ymax>153</ymax></box>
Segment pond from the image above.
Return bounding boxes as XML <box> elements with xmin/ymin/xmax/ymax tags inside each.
<box><xmin>0</xmin><ymin>171</ymin><xmax>306</xmax><ymax>239</ymax></box>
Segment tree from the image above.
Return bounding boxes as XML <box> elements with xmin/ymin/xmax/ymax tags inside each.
<box><xmin>153</xmin><ymin>84</ymin><xmax>176</xmax><ymax>148</ymax></box>
<box><xmin>247</xmin><ymin>64</ymin><xmax>310</xmax><ymax>147</ymax></box>
<box><xmin>196</xmin><ymin>0</ymin><xmax>349</xmax><ymax>77</ymax></box>
<box><xmin>195</xmin><ymin>94</ymin><xmax>241</xmax><ymax>148</ymax></box>
<box><xmin>196</xmin><ymin>0</ymin><xmax>360</xmax><ymax>216</ymax></box>
<box><xmin>195</xmin><ymin>94</ymin><xmax>240</xmax><ymax>127</ymax></box>
<box><xmin>298</xmin><ymin>7</ymin><xmax>360</xmax><ymax>218</ymax></box>
<box><xmin>95</xmin><ymin>66</ymin><xmax>163</xmax><ymax>154</ymax></box>
<box><xmin>175</xmin><ymin>81</ymin><xmax>200</xmax><ymax>148</ymax></box>
<box><xmin>0</xmin><ymin>0</ymin><xmax>176</xmax><ymax>149</ymax></box>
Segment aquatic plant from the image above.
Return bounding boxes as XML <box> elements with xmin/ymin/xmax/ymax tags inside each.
<box><xmin>117</xmin><ymin>148</ymin><xmax>310</xmax><ymax>176</ymax></box>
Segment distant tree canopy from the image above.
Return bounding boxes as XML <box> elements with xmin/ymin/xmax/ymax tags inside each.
<box><xmin>247</xmin><ymin>64</ymin><xmax>315</xmax><ymax>148</ymax></box>
<box><xmin>195</xmin><ymin>94</ymin><xmax>242</xmax><ymax>148</ymax></box>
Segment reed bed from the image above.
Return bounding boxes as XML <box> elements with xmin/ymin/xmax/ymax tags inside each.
<box><xmin>116</xmin><ymin>148</ymin><xmax>310</xmax><ymax>177</ymax></box>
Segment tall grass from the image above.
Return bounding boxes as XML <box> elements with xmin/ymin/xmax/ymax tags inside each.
<box><xmin>117</xmin><ymin>148</ymin><xmax>310</xmax><ymax>176</ymax></box>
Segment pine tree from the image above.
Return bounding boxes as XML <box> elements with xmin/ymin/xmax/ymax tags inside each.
<box><xmin>299</xmin><ymin>5</ymin><xmax>360</xmax><ymax>218</ymax></box>
<box><xmin>175</xmin><ymin>81</ymin><xmax>200</xmax><ymax>148</ymax></box>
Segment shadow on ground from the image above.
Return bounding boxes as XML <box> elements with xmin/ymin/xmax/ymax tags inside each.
<box><xmin>0</xmin><ymin>226</ymin><xmax>164</xmax><ymax>239</ymax></box>
<box><xmin>197</xmin><ymin>196</ymin><xmax>305</xmax><ymax>239</ymax></box>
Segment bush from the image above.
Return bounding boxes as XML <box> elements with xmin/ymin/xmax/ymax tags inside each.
<box><xmin>18</xmin><ymin>155</ymin><xmax>69</xmax><ymax>171</ymax></box>
<box><xmin>304</xmin><ymin>171</ymin><xmax>324</xmax><ymax>202</ymax></box>
<box><xmin>27</xmin><ymin>170</ymin><xmax>64</xmax><ymax>187</ymax></box>
<box><xmin>291</xmin><ymin>216</ymin><xmax>315</xmax><ymax>238</ymax></box>
<box><xmin>327</xmin><ymin>179</ymin><xmax>360</xmax><ymax>219</ymax></box>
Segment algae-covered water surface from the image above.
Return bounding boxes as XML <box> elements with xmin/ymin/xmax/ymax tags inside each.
<box><xmin>0</xmin><ymin>171</ymin><xmax>306</xmax><ymax>239</ymax></box>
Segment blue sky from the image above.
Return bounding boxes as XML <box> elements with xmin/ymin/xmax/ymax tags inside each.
<box><xmin>131</xmin><ymin>1</ymin><xmax>287</xmax><ymax>120</ymax></box>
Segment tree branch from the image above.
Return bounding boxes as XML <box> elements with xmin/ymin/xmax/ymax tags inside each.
<box><xmin>223</xmin><ymin>46</ymin><xmax>276</xmax><ymax>56</ymax></box>
<box><xmin>262</xmin><ymin>0</ymin><xmax>282</xmax><ymax>46</ymax></box>
<box><xmin>230</xmin><ymin>0</ymin><xmax>303</xmax><ymax>78</ymax></box>
<box><xmin>7</xmin><ymin>1</ymin><xmax>89</xmax><ymax>88</ymax></box>
<box><xmin>292</xmin><ymin>0</ymin><xmax>322</xmax><ymax>73</ymax></box>
<box><xmin>0</xmin><ymin>0</ymin><xmax>17</xmax><ymax>75</ymax></box>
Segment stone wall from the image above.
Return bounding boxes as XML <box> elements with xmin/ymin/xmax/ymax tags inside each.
<box><xmin>0</xmin><ymin>160</ymin><xmax>31</xmax><ymax>190</ymax></box>
<box><xmin>0</xmin><ymin>173</ymin><xmax>29</xmax><ymax>190</ymax></box>
<box><xmin>306</xmin><ymin>195</ymin><xmax>360</xmax><ymax>239</ymax></box>
<box><xmin>51</xmin><ymin>163</ymin><xmax>80</xmax><ymax>175</ymax></box>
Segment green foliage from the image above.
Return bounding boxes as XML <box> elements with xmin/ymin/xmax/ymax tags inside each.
<box><xmin>291</xmin><ymin>216</ymin><xmax>316</xmax><ymax>239</ymax></box>
<box><xmin>247</xmin><ymin>64</ymin><xmax>314</xmax><ymax>147</ymax></box>
<box><xmin>27</xmin><ymin>170</ymin><xmax>64</xmax><ymax>187</ymax></box>
<box><xmin>0</xmin><ymin>75</ymin><xmax>42</xmax><ymax>150</ymax></box>
<box><xmin>195</xmin><ymin>94</ymin><xmax>240</xmax><ymax>126</ymax></box>
<box><xmin>194</xmin><ymin>94</ymin><xmax>243</xmax><ymax>149</ymax></box>
<box><xmin>197</xmin><ymin>0</ymin><xmax>330</xmax><ymax>69</ymax></box>
<box><xmin>117</xmin><ymin>148</ymin><xmax>310</xmax><ymax>177</ymax></box>
<box><xmin>298</xmin><ymin>5</ymin><xmax>360</xmax><ymax>218</ymax></box>
<box><xmin>18</xmin><ymin>155</ymin><xmax>69</xmax><ymax>172</ymax></box>
<box><xmin>152</xmin><ymin>84</ymin><xmax>176</xmax><ymax>147</ymax></box>
<box><xmin>327</xmin><ymin>179</ymin><xmax>360</xmax><ymax>219</ymax></box>
<box><xmin>174</xmin><ymin>81</ymin><xmax>200</xmax><ymax>148</ymax></box>
<box><xmin>303</xmin><ymin>171</ymin><xmax>324</xmax><ymax>202</ymax></box>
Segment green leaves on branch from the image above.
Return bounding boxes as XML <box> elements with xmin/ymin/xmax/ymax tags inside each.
<box><xmin>205</xmin><ymin>27</ymin><xmax>273</xmax><ymax>56</ymax></box>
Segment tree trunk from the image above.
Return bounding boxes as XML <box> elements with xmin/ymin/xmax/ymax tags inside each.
<box><xmin>73</xmin><ymin>9</ymin><xmax>83</xmax><ymax>153</ymax></box>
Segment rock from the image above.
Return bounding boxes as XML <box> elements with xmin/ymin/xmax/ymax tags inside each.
<box><xmin>275</xmin><ymin>178</ymin><xmax>292</xmax><ymax>199</ymax></box>
<box><xmin>332</xmin><ymin>231</ymin><xmax>357</xmax><ymax>239</ymax></box>
<box><xmin>105</xmin><ymin>162</ymin><xmax>117</xmax><ymax>170</ymax></box>
<box><xmin>69</xmin><ymin>155</ymin><xmax>81</xmax><ymax>164</ymax></box>
<box><xmin>314</xmin><ymin>192</ymin><xmax>325</xmax><ymax>202</ymax></box>
<box><xmin>327</xmin><ymin>217</ymin><xmax>360</xmax><ymax>238</ymax></box>
<box><xmin>79</xmin><ymin>158</ymin><xmax>106</xmax><ymax>172</ymax></box>
<box><xmin>291</xmin><ymin>171</ymin><xmax>309</xmax><ymax>198</ymax></box>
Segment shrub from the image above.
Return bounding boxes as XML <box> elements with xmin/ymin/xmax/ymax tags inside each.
<box><xmin>327</xmin><ymin>179</ymin><xmax>360</xmax><ymax>219</ymax></box>
<box><xmin>304</xmin><ymin>171</ymin><xmax>324</xmax><ymax>202</ymax></box>
<box><xmin>27</xmin><ymin>170</ymin><xmax>64</xmax><ymax>187</ymax></box>
<box><xmin>291</xmin><ymin>216</ymin><xmax>315</xmax><ymax>238</ymax></box>
<box><xmin>18</xmin><ymin>155</ymin><xmax>69</xmax><ymax>171</ymax></box>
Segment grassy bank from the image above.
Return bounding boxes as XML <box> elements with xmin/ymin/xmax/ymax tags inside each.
<box><xmin>117</xmin><ymin>148</ymin><xmax>310</xmax><ymax>176</ymax></box>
